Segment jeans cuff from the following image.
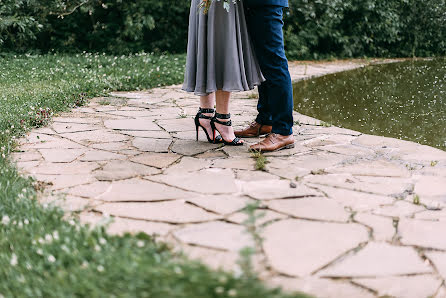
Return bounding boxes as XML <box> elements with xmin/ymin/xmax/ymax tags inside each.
<box><xmin>255</xmin><ymin>115</ymin><xmax>273</xmax><ymax>126</ymax></box>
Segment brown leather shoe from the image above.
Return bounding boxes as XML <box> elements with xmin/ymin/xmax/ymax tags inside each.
<box><xmin>250</xmin><ymin>133</ymin><xmax>295</xmax><ymax>152</ymax></box>
<box><xmin>234</xmin><ymin>121</ymin><xmax>272</xmax><ymax>138</ymax></box>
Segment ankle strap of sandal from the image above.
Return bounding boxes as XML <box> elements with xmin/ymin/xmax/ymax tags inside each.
<box><xmin>199</xmin><ymin>108</ymin><xmax>215</xmax><ymax>114</ymax></box>
<box><xmin>212</xmin><ymin>114</ymin><xmax>232</xmax><ymax>127</ymax></box>
<box><xmin>215</xmin><ymin>112</ymin><xmax>231</xmax><ymax>119</ymax></box>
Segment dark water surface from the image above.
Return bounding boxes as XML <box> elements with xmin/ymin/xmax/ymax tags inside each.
<box><xmin>293</xmin><ymin>59</ymin><xmax>446</xmax><ymax>150</ymax></box>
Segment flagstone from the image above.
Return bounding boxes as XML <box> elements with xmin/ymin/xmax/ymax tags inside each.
<box><xmin>302</xmin><ymin>135</ymin><xmax>356</xmax><ymax>148</ymax></box>
<box><xmin>121</xmin><ymin>130</ymin><xmax>171</xmax><ymax>139</ymax></box>
<box><xmin>95</xmin><ymin>178</ymin><xmax>191</xmax><ymax>202</ymax></box>
<box><xmin>276</xmin><ymin>152</ymin><xmax>346</xmax><ymax>172</ymax></box>
<box><xmin>40</xmin><ymin>195</ymin><xmax>98</xmax><ymax>213</ymax></box>
<box><xmin>93</xmin><ymin>160</ymin><xmax>160</xmax><ymax>181</ymax></box>
<box><xmin>353</xmin><ymin>275</ymin><xmax>442</xmax><ymax>298</ymax></box>
<box><xmin>164</xmin><ymin>157</ymin><xmax>211</xmax><ymax>174</ymax></box>
<box><xmin>147</xmin><ymin>169</ymin><xmax>239</xmax><ymax>194</ymax></box>
<box><xmin>52</xmin><ymin>117</ymin><xmax>101</xmax><ymax>124</ymax></box>
<box><xmin>373</xmin><ymin>201</ymin><xmax>425</xmax><ymax>218</ymax></box>
<box><xmin>80</xmin><ymin>150</ymin><xmax>127</xmax><ymax>161</ymax></box>
<box><xmin>30</xmin><ymin>161</ymin><xmax>100</xmax><ymax>175</ymax></box>
<box><xmin>91</xmin><ymin>142</ymin><xmax>129</xmax><ymax>151</ymax></box>
<box><xmin>305</xmin><ymin>174</ymin><xmax>413</xmax><ymax>196</ymax></box>
<box><xmin>15</xmin><ymin>161</ymin><xmax>41</xmax><ymax>172</ymax></box>
<box><xmin>63</xmin><ymin>130</ymin><xmax>129</xmax><ymax>144</ymax></box>
<box><xmin>414</xmin><ymin>175</ymin><xmax>446</xmax><ymax>198</ymax></box>
<box><xmin>299</xmin><ymin>126</ymin><xmax>362</xmax><ymax>136</ymax></box>
<box><xmin>22</xmin><ymin>134</ymin><xmax>84</xmax><ymax>149</ymax></box>
<box><xmin>105</xmin><ymin>217</ymin><xmax>176</xmax><ymax>237</ymax></box>
<box><xmin>132</xmin><ymin>138</ymin><xmax>172</xmax><ymax>153</ymax></box>
<box><xmin>104</xmin><ymin>110</ymin><xmax>154</xmax><ymax>118</ymax></box>
<box><xmin>314</xmin><ymin>184</ymin><xmax>394</xmax><ymax>212</ymax></box>
<box><xmin>269</xmin><ymin>277</ymin><xmax>376</xmax><ymax>298</ymax></box>
<box><xmin>130</xmin><ymin>152</ymin><xmax>181</xmax><ymax>169</ymax></box>
<box><xmin>266</xmin><ymin>165</ymin><xmax>310</xmax><ymax>180</ymax></box>
<box><xmin>179</xmin><ymin>245</ymin><xmax>240</xmax><ymax>271</ymax></box>
<box><xmin>104</xmin><ymin>119</ymin><xmax>160</xmax><ymax>131</ymax></box>
<box><xmin>227</xmin><ymin>210</ymin><xmax>287</xmax><ymax>226</ymax></box>
<box><xmin>425</xmin><ymin>252</ymin><xmax>446</xmax><ymax>280</ymax></box>
<box><xmin>235</xmin><ymin>169</ymin><xmax>280</xmax><ymax>181</ymax></box>
<box><xmin>52</xmin><ymin>122</ymin><xmax>100</xmax><ymax>134</ymax></box>
<box><xmin>211</xmin><ymin>157</ymin><xmax>256</xmax><ymax>171</ymax></box>
<box><xmin>11</xmin><ymin>151</ymin><xmax>42</xmax><ymax>162</ymax></box>
<box><xmin>32</xmin><ymin>174</ymin><xmax>95</xmax><ymax>190</ymax></box>
<box><xmin>195</xmin><ymin>151</ymin><xmax>227</xmax><ymax>159</ymax></box>
<box><xmin>119</xmin><ymin>149</ymin><xmax>141</xmax><ymax>156</ymax></box>
<box><xmin>328</xmin><ymin>159</ymin><xmax>411</xmax><ymax>177</ymax></box>
<box><xmin>187</xmin><ymin>195</ymin><xmax>250</xmax><ymax>215</ymax></box>
<box><xmin>157</xmin><ymin>118</ymin><xmax>195</xmax><ymax>132</ymax></box>
<box><xmin>267</xmin><ymin>197</ymin><xmax>351</xmax><ymax>222</ymax></box>
<box><xmin>38</xmin><ymin>148</ymin><xmax>86</xmax><ymax>163</ymax></box>
<box><xmin>318</xmin><ymin>242</ymin><xmax>432</xmax><ymax>277</ymax></box>
<box><xmin>353</xmin><ymin>134</ymin><xmax>446</xmax><ymax>161</ymax></box>
<box><xmin>263</xmin><ymin>219</ymin><xmax>369</xmax><ymax>276</ymax></box>
<box><xmin>435</xmin><ymin>286</ymin><xmax>446</xmax><ymax>298</ymax></box>
<box><xmin>354</xmin><ymin>213</ymin><xmax>395</xmax><ymax>241</ymax></box>
<box><xmin>222</xmin><ymin>145</ymin><xmax>253</xmax><ymax>158</ymax></box>
<box><xmin>95</xmin><ymin>201</ymin><xmax>220</xmax><ymax>224</ymax></box>
<box><xmin>172</xmin><ymin>130</ymin><xmax>211</xmax><ymax>141</ymax></box>
<box><xmin>318</xmin><ymin>144</ymin><xmax>375</xmax><ymax>156</ymax></box>
<box><xmin>242</xmin><ymin>180</ymin><xmax>320</xmax><ymax>200</ymax></box>
<box><xmin>399</xmin><ymin>219</ymin><xmax>446</xmax><ymax>250</ymax></box>
<box><xmin>173</xmin><ymin>221</ymin><xmax>253</xmax><ymax>251</ymax></box>
<box><xmin>171</xmin><ymin>139</ymin><xmax>222</xmax><ymax>156</ymax></box>
<box><xmin>66</xmin><ymin>181</ymin><xmax>112</xmax><ymax>198</ymax></box>
<box><xmin>414</xmin><ymin>209</ymin><xmax>446</xmax><ymax>221</ymax></box>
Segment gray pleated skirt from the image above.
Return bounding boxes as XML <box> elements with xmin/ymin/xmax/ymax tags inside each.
<box><xmin>182</xmin><ymin>0</ymin><xmax>265</xmax><ymax>96</ymax></box>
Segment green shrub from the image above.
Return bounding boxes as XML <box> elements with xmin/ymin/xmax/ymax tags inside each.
<box><xmin>283</xmin><ymin>0</ymin><xmax>446</xmax><ymax>59</ymax></box>
<box><xmin>1</xmin><ymin>0</ymin><xmax>445</xmax><ymax>58</ymax></box>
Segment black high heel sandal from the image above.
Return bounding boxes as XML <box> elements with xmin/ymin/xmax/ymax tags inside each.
<box><xmin>194</xmin><ymin>108</ymin><xmax>223</xmax><ymax>143</ymax></box>
<box><xmin>210</xmin><ymin>113</ymin><xmax>244</xmax><ymax>146</ymax></box>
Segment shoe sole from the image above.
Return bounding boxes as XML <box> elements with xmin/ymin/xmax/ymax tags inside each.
<box><xmin>235</xmin><ymin>133</ymin><xmax>270</xmax><ymax>139</ymax></box>
<box><xmin>249</xmin><ymin>143</ymin><xmax>295</xmax><ymax>153</ymax></box>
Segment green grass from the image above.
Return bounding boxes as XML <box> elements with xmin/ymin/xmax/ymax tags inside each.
<box><xmin>0</xmin><ymin>53</ymin><xmax>310</xmax><ymax>298</ymax></box>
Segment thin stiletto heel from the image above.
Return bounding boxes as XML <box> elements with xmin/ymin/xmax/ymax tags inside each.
<box><xmin>194</xmin><ymin>108</ymin><xmax>222</xmax><ymax>144</ymax></box>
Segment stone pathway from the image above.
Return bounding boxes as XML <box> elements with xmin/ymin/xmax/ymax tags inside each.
<box><xmin>14</xmin><ymin>60</ymin><xmax>446</xmax><ymax>298</ymax></box>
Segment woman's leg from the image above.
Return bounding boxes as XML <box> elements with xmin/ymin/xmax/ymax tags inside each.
<box><xmin>199</xmin><ymin>93</ymin><xmax>216</xmax><ymax>138</ymax></box>
<box><xmin>215</xmin><ymin>91</ymin><xmax>243</xmax><ymax>143</ymax></box>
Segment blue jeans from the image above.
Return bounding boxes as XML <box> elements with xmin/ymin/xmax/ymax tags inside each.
<box><xmin>245</xmin><ymin>5</ymin><xmax>294</xmax><ymax>136</ymax></box>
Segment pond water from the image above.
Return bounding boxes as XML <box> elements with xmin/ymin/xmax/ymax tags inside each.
<box><xmin>293</xmin><ymin>59</ymin><xmax>446</xmax><ymax>151</ymax></box>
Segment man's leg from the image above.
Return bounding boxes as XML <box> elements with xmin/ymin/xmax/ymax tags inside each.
<box><xmin>246</xmin><ymin>5</ymin><xmax>294</xmax><ymax>136</ymax></box>
<box><xmin>245</xmin><ymin>7</ymin><xmax>273</xmax><ymax>126</ymax></box>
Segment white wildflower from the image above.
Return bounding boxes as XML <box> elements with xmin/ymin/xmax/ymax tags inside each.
<box><xmin>99</xmin><ymin>238</ymin><xmax>107</xmax><ymax>245</ymax></box>
<box><xmin>97</xmin><ymin>265</ymin><xmax>104</xmax><ymax>272</ymax></box>
<box><xmin>47</xmin><ymin>255</ymin><xmax>56</xmax><ymax>263</ymax></box>
<box><xmin>1</xmin><ymin>215</ymin><xmax>10</xmax><ymax>225</ymax></box>
<box><xmin>228</xmin><ymin>289</ymin><xmax>237</xmax><ymax>297</ymax></box>
<box><xmin>215</xmin><ymin>287</ymin><xmax>224</xmax><ymax>294</ymax></box>
<box><xmin>137</xmin><ymin>240</ymin><xmax>145</xmax><ymax>248</ymax></box>
<box><xmin>10</xmin><ymin>254</ymin><xmax>18</xmax><ymax>266</ymax></box>
<box><xmin>52</xmin><ymin>231</ymin><xmax>59</xmax><ymax>240</ymax></box>
<box><xmin>45</xmin><ymin>234</ymin><xmax>53</xmax><ymax>243</ymax></box>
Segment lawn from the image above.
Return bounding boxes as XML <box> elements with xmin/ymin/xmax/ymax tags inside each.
<box><xmin>0</xmin><ymin>53</ymin><xmax>310</xmax><ymax>298</ymax></box>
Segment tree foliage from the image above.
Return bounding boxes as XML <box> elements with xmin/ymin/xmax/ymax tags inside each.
<box><xmin>0</xmin><ymin>0</ymin><xmax>445</xmax><ymax>58</ymax></box>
